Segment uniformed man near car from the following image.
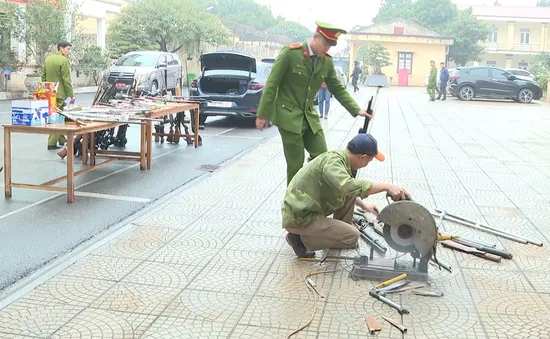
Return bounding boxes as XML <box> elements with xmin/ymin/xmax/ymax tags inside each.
<box><xmin>255</xmin><ymin>21</ymin><xmax>373</xmax><ymax>185</ymax></box>
<box><xmin>42</xmin><ymin>41</ymin><xmax>75</xmax><ymax>150</ymax></box>
<box><xmin>282</xmin><ymin>133</ymin><xmax>412</xmax><ymax>258</ymax></box>
<box><xmin>427</xmin><ymin>60</ymin><xmax>437</xmax><ymax>102</ymax></box>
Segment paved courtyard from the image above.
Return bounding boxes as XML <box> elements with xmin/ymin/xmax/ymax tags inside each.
<box><xmin>1</xmin><ymin>87</ymin><xmax>550</xmax><ymax>338</ymax></box>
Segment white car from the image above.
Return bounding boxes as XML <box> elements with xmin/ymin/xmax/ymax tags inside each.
<box><xmin>506</xmin><ymin>68</ymin><xmax>534</xmax><ymax>78</ymax></box>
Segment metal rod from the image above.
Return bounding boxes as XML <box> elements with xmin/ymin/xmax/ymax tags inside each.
<box><xmin>435</xmin><ymin>209</ymin><xmax>542</xmax><ymax>246</ymax></box>
<box><xmin>454</xmin><ymin>238</ymin><xmax>513</xmax><ymax>259</ymax></box>
<box><xmin>432</xmin><ymin>211</ymin><xmax>529</xmax><ymax>245</ymax></box>
<box><xmin>359</xmin><ymin>229</ymin><xmax>387</xmax><ymax>254</ymax></box>
<box><xmin>369</xmin><ymin>290</ymin><xmax>409</xmax><ymax>314</ymax></box>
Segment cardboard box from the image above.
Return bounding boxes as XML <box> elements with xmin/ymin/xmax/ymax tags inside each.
<box><xmin>47</xmin><ymin>113</ymin><xmax>65</xmax><ymax>124</ymax></box>
<box><xmin>11</xmin><ymin>99</ymin><xmax>49</xmax><ymax>126</ymax></box>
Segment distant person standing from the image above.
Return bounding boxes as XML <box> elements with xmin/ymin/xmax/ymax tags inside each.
<box><xmin>427</xmin><ymin>60</ymin><xmax>437</xmax><ymax>101</ymax></box>
<box><xmin>437</xmin><ymin>62</ymin><xmax>449</xmax><ymax>101</ymax></box>
<box><xmin>42</xmin><ymin>41</ymin><xmax>74</xmax><ymax>150</ymax></box>
<box><xmin>351</xmin><ymin>60</ymin><xmax>362</xmax><ymax>92</ymax></box>
<box><xmin>317</xmin><ymin>81</ymin><xmax>331</xmax><ymax>119</ymax></box>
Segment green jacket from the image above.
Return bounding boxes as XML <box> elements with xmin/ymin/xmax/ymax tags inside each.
<box><xmin>428</xmin><ymin>67</ymin><xmax>437</xmax><ymax>87</ymax></box>
<box><xmin>41</xmin><ymin>52</ymin><xmax>74</xmax><ymax>100</ymax></box>
<box><xmin>282</xmin><ymin>150</ymin><xmax>373</xmax><ymax>228</ymax></box>
<box><xmin>257</xmin><ymin>41</ymin><xmax>361</xmax><ymax>134</ymax></box>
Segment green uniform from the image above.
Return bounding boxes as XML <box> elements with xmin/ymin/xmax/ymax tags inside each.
<box><xmin>256</xmin><ymin>42</ymin><xmax>361</xmax><ymax>185</ymax></box>
<box><xmin>282</xmin><ymin>149</ymin><xmax>373</xmax><ymax>250</ymax></box>
<box><xmin>427</xmin><ymin>67</ymin><xmax>437</xmax><ymax>100</ymax></box>
<box><xmin>42</xmin><ymin>52</ymin><xmax>74</xmax><ymax>147</ymax></box>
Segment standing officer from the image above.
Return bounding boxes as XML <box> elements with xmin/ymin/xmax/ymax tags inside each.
<box><xmin>427</xmin><ymin>60</ymin><xmax>437</xmax><ymax>101</ymax></box>
<box><xmin>256</xmin><ymin>21</ymin><xmax>372</xmax><ymax>185</ymax></box>
<box><xmin>42</xmin><ymin>41</ymin><xmax>75</xmax><ymax>150</ymax></box>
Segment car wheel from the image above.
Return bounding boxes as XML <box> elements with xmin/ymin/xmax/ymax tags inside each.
<box><xmin>517</xmin><ymin>88</ymin><xmax>533</xmax><ymax>103</ymax></box>
<box><xmin>151</xmin><ymin>81</ymin><xmax>158</xmax><ymax>95</ymax></box>
<box><xmin>458</xmin><ymin>85</ymin><xmax>474</xmax><ymax>101</ymax></box>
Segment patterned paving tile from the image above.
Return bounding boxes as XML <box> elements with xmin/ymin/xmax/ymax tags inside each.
<box><xmin>60</xmin><ymin>255</ymin><xmax>141</xmax><ymax>282</ymax></box>
<box><xmin>121</xmin><ymin>261</ymin><xmax>202</xmax><ymax>288</ymax></box>
<box><xmin>471</xmin><ymin>291</ymin><xmax>550</xmax><ymax>339</ymax></box>
<box><xmin>0</xmin><ymin>303</ymin><xmax>84</xmax><ymax>338</ymax></box>
<box><xmin>20</xmin><ymin>276</ymin><xmax>114</xmax><ymax>307</ymax></box>
<box><xmin>140</xmin><ymin>319</ymin><xmax>234</xmax><ymax>338</ymax></box>
<box><xmin>90</xmin><ymin>282</ymin><xmax>182</xmax><ymax>316</ymax></box>
<box><xmin>161</xmin><ymin>290</ymin><xmax>251</xmax><ymax>325</ymax></box>
<box><xmin>186</xmin><ymin>264</ymin><xmax>265</xmax><ymax>295</ymax></box>
<box><xmin>50</xmin><ymin>309</ymin><xmax>156</xmax><ymax>339</ymax></box>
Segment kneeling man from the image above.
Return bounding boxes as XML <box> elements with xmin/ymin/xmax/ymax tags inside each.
<box><xmin>282</xmin><ymin>133</ymin><xmax>412</xmax><ymax>257</ymax></box>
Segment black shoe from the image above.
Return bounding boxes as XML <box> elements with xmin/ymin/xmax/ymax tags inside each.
<box><xmin>47</xmin><ymin>145</ymin><xmax>61</xmax><ymax>150</ymax></box>
<box><xmin>286</xmin><ymin>233</ymin><xmax>315</xmax><ymax>258</ymax></box>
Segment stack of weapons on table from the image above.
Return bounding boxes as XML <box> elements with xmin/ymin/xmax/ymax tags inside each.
<box><xmin>61</xmin><ymin>82</ymin><xmax>208</xmax><ymax>157</ymax></box>
<box><xmin>350</xmin><ymin>205</ymin><xmax>544</xmax><ymax>337</ymax></box>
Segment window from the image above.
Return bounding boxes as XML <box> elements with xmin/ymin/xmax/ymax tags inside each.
<box><xmin>468</xmin><ymin>68</ymin><xmax>490</xmax><ymax>78</ymax></box>
<box><xmin>520</xmin><ymin>29</ymin><xmax>530</xmax><ymax>44</ymax></box>
<box><xmin>115</xmin><ymin>53</ymin><xmax>158</xmax><ymax>67</ymax></box>
<box><xmin>397</xmin><ymin>52</ymin><xmax>413</xmax><ymax>74</ymax></box>
<box><xmin>489</xmin><ymin>25</ymin><xmax>498</xmax><ymax>43</ymax></box>
<box><xmin>518</xmin><ymin>61</ymin><xmax>528</xmax><ymax>70</ymax></box>
<box><xmin>486</xmin><ymin>61</ymin><xmax>497</xmax><ymax>67</ymax></box>
<box><xmin>491</xmin><ymin>69</ymin><xmax>509</xmax><ymax>80</ymax></box>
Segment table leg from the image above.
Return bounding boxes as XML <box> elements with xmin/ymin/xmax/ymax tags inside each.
<box><xmin>82</xmin><ymin>133</ymin><xmax>88</xmax><ymax>165</ymax></box>
<box><xmin>193</xmin><ymin>108</ymin><xmax>200</xmax><ymax>148</ymax></box>
<box><xmin>4</xmin><ymin>129</ymin><xmax>12</xmax><ymax>198</ymax></box>
<box><xmin>140</xmin><ymin>122</ymin><xmax>146</xmax><ymax>170</ymax></box>
<box><xmin>147</xmin><ymin>121</ymin><xmax>153</xmax><ymax>170</ymax></box>
<box><xmin>90</xmin><ymin>132</ymin><xmax>96</xmax><ymax>166</ymax></box>
<box><xmin>66</xmin><ymin>132</ymin><xmax>75</xmax><ymax>203</ymax></box>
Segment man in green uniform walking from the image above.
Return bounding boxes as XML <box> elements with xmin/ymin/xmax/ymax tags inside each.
<box><xmin>282</xmin><ymin>133</ymin><xmax>412</xmax><ymax>258</ymax></box>
<box><xmin>256</xmin><ymin>21</ymin><xmax>373</xmax><ymax>185</ymax></box>
<box><xmin>427</xmin><ymin>60</ymin><xmax>437</xmax><ymax>101</ymax></box>
<box><xmin>42</xmin><ymin>41</ymin><xmax>74</xmax><ymax>150</ymax></box>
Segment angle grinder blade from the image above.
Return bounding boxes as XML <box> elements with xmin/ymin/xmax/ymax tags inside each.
<box><xmin>383</xmin><ymin>223</ymin><xmax>417</xmax><ymax>253</ymax></box>
<box><xmin>378</xmin><ymin>200</ymin><xmax>438</xmax><ymax>256</ymax></box>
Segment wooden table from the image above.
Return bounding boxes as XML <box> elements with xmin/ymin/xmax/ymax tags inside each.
<box><xmin>94</xmin><ymin>103</ymin><xmax>201</xmax><ymax>170</ymax></box>
<box><xmin>3</xmin><ymin>121</ymin><xmax>135</xmax><ymax>203</ymax></box>
<box><xmin>3</xmin><ymin>102</ymin><xmax>200</xmax><ymax>203</ymax></box>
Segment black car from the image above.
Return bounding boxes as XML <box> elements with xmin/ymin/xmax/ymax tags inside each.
<box><xmin>189</xmin><ymin>51</ymin><xmax>272</xmax><ymax>124</ymax></box>
<box><xmin>448</xmin><ymin>66</ymin><xmax>542</xmax><ymax>103</ymax></box>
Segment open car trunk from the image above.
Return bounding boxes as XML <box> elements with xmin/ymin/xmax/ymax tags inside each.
<box><xmin>199</xmin><ymin>75</ymin><xmax>251</xmax><ymax>95</ymax></box>
<box><xmin>198</xmin><ymin>52</ymin><xmax>257</xmax><ymax>95</ymax></box>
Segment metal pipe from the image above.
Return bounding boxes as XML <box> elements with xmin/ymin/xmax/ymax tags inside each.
<box><xmin>435</xmin><ymin>208</ymin><xmax>543</xmax><ymax>247</ymax></box>
<box><xmin>359</xmin><ymin>229</ymin><xmax>387</xmax><ymax>254</ymax></box>
<box><xmin>431</xmin><ymin>211</ymin><xmax>528</xmax><ymax>245</ymax></box>
<box><xmin>454</xmin><ymin>238</ymin><xmax>513</xmax><ymax>259</ymax></box>
<box><xmin>369</xmin><ymin>290</ymin><xmax>409</xmax><ymax>314</ymax></box>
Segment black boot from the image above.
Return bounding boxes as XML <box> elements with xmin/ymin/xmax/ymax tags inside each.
<box><xmin>286</xmin><ymin>233</ymin><xmax>315</xmax><ymax>258</ymax></box>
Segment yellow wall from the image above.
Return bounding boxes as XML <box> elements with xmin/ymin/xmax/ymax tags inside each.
<box><xmin>485</xmin><ymin>20</ymin><xmax>548</xmax><ymax>52</ymax></box>
<box><xmin>355</xmin><ymin>41</ymin><xmax>447</xmax><ymax>87</ymax></box>
<box><xmin>475</xmin><ymin>53</ymin><xmax>537</xmax><ymax>68</ymax></box>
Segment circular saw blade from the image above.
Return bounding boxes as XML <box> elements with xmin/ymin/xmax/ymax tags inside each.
<box><xmin>378</xmin><ymin>200</ymin><xmax>437</xmax><ymax>256</ymax></box>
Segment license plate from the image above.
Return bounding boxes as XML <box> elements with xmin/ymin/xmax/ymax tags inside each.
<box><xmin>207</xmin><ymin>101</ymin><xmax>232</xmax><ymax>108</ymax></box>
<box><xmin>115</xmin><ymin>82</ymin><xmax>126</xmax><ymax>88</ymax></box>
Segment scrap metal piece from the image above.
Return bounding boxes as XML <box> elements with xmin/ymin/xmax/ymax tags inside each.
<box><xmin>382</xmin><ymin>315</ymin><xmax>408</xmax><ymax>333</ymax></box>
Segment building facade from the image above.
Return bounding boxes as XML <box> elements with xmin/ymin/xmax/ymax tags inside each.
<box><xmin>462</xmin><ymin>5</ymin><xmax>550</xmax><ymax>70</ymax></box>
<box><xmin>344</xmin><ymin>19</ymin><xmax>454</xmax><ymax>87</ymax></box>
<box><xmin>0</xmin><ymin>0</ymin><xmax>124</xmax><ymax>57</ymax></box>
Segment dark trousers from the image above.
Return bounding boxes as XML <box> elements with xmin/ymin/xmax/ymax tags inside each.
<box><xmin>352</xmin><ymin>79</ymin><xmax>359</xmax><ymax>92</ymax></box>
<box><xmin>437</xmin><ymin>82</ymin><xmax>447</xmax><ymax>99</ymax></box>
